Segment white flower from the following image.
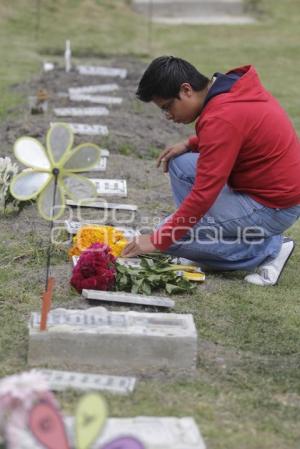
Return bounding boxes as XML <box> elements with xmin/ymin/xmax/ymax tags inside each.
<box><xmin>10</xmin><ymin>123</ymin><xmax>101</xmax><ymax>220</ymax></box>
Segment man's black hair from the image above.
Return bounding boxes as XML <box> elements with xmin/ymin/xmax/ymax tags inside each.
<box><xmin>136</xmin><ymin>56</ymin><xmax>209</xmax><ymax>102</ymax></box>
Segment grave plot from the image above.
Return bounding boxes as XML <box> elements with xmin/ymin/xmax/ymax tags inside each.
<box><xmin>90</xmin><ymin>179</ymin><xmax>128</xmax><ymax>197</ymax></box>
<box><xmin>54</xmin><ymin>106</ymin><xmax>109</xmax><ymax>117</ymax></box>
<box><xmin>31</xmin><ymin>368</ymin><xmax>136</xmax><ymax>394</ymax></box>
<box><xmin>69</xmin><ymin>83</ymin><xmax>119</xmax><ymax>95</ymax></box>
<box><xmin>82</xmin><ymin>289</ymin><xmax>175</xmax><ymax>308</ymax></box>
<box><xmin>28</xmin><ymin>307</ymin><xmax>197</xmax><ymax>377</ymax></box>
<box><xmin>77</xmin><ymin>65</ymin><xmax>127</xmax><ymax>79</ymax></box>
<box><xmin>69</xmin><ymin>93</ymin><xmax>123</xmax><ymax>105</ymax></box>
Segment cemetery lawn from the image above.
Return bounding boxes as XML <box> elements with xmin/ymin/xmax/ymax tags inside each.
<box><xmin>0</xmin><ymin>0</ymin><xmax>300</xmax><ymax>448</ymax></box>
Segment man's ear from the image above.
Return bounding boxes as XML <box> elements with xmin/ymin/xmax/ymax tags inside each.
<box><xmin>179</xmin><ymin>83</ymin><xmax>193</xmax><ymax>98</ymax></box>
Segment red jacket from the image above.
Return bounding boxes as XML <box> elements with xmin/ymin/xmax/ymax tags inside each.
<box><xmin>151</xmin><ymin>65</ymin><xmax>300</xmax><ymax>251</ymax></box>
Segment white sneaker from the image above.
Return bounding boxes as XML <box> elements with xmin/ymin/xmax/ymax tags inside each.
<box><xmin>244</xmin><ymin>238</ymin><xmax>295</xmax><ymax>286</ymax></box>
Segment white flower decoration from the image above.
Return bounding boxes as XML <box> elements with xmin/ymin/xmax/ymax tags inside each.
<box><xmin>10</xmin><ymin>123</ymin><xmax>101</xmax><ymax>220</ymax></box>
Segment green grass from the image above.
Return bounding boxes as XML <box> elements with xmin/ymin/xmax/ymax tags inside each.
<box><xmin>1</xmin><ymin>1</ymin><xmax>300</xmax><ymax>448</ymax></box>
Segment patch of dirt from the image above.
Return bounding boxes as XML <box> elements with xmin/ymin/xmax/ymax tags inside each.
<box><xmin>0</xmin><ymin>56</ymin><xmax>189</xmax><ymax>158</ymax></box>
<box><xmin>0</xmin><ymin>56</ymin><xmax>192</xmax><ymax>246</ymax></box>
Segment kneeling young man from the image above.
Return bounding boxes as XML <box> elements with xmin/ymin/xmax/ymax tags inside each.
<box><xmin>123</xmin><ymin>56</ymin><xmax>300</xmax><ymax>286</ymax></box>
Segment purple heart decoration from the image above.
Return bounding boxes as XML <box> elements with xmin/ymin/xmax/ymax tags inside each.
<box><xmin>101</xmin><ymin>436</ymin><xmax>145</xmax><ymax>449</ymax></box>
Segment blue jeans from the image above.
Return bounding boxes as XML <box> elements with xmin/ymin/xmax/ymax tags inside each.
<box><xmin>161</xmin><ymin>153</ymin><xmax>300</xmax><ymax>271</ymax></box>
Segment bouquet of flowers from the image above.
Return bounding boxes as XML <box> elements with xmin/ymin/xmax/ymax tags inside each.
<box><xmin>70</xmin><ymin>243</ymin><xmax>117</xmax><ymax>293</ymax></box>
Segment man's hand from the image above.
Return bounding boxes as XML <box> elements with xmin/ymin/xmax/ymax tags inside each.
<box><xmin>157</xmin><ymin>140</ymin><xmax>189</xmax><ymax>173</ymax></box>
<box><xmin>122</xmin><ymin>234</ymin><xmax>157</xmax><ymax>258</ymax></box>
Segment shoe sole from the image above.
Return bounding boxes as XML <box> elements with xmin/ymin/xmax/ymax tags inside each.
<box><xmin>275</xmin><ymin>240</ymin><xmax>295</xmax><ymax>286</ymax></box>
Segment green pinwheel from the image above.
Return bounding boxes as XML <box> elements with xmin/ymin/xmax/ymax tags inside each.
<box><xmin>10</xmin><ymin>123</ymin><xmax>101</xmax><ymax>220</ymax></box>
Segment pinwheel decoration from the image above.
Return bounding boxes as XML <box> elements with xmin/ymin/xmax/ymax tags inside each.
<box><xmin>29</xmin><ymin>393</ymin><xmax>145</xmax><ymax>449</ymax></box>
<box><xmin>9</xmin><ymin>123</ymin><xmax>102</xmax><ymax>330</ymax></box>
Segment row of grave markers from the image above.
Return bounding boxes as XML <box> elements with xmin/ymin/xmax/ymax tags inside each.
<box><xmin>23</xmin><ymin>53</ymin><xmax>206</xmax><ymax>448</ymax></box>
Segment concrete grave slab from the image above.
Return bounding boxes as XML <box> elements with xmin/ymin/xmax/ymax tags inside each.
<box><xmin>82</xmin><ymin>289</ymin><xmax>175</xmax><ymax>308</ymax></box>
<box><xmin>7</xmin><ymin>417</ymin><xmax>206</xmax><ymax>449</ymax></box>
<box><xmin>51</xmin><ymin>122</ymin><xmax>108</xmax><ymax>136</ymax></box>
<box><xmin>77</xmin><ymin>65</ymin><xmax>127</xmax><ymax>79</ymax></box>
<box><xmin>91</xmin><ymin>179</ymin><xmax>127</xmax><ymax>197</ymax></box>
<box><xmin>54</xmin><ymin>107</ymin><xmax>109</xmax><ymax>117</ymax></box>
<box><xmin>66</xmin><ymin>199</ymin><xmax>137</xmax><ymax>212</ymax></box>
<box><xmin>69</xmin><ymin>83</ymin><xmax>119</xmax><ymax>95</ymax></box>
<box><xmin>30</xmin><ymin>368</ymin><xmax>136</xmax><ymax>394</ymax></box>
<box><xmin>69</xmin><ymin>93</ymin><xmax>123</xmax><ymax>105</ymax></box>
<box><xmin>28</xmin><ymin>307</ymin><xmax>197</xmax><ymax>376</ymax></box>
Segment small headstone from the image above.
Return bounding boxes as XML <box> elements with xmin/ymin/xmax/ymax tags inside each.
<box><xmin>82</xmin><ymin>290</ymin><xmax>175</xmax><ymax>308</ymax></box>
<box><xmin>91</xmin><ymin>179</ymin><xmax>127</xmax><ymax>197</ymax></box>
<box><xmin>71</xmin><ymin>123</ymin><xmax>109</xmax><ymax>136</ymax></box>
<box><xmin>69</xmin><ymin>84</ymin><xmax>119</xmax><ymax>95</ymax></box>
<box><xmin>30</xmin><ymin>369</ymin><xmax>136</xmax><ymax>394</ymax></box>
<box><xmin>117</xmin><ymin>257</ymin><xmax>141</xmax><ymax>268</ymax></box>
<box><xmin>100</xmin><ymin>148</ymin><xmax>110</xmax><ymax>157</ymax></box>
<box><xmin>28</xmin><ymin>307</ymin><xmax>197</xmax><ymax>376</ymax></box>
<box><xmin>65</xmin><ymin>39</ymin><xmax>71</xmax><ymax>73</ymax></box>
<box><xmin>54</xmin><ymin>107</ymin><xmax>109</xmax><ymax>117</ymax></box>
<box><xmin>43</xmin><ymin>61</ymin><xmax>55</xmax><ymax>72</ymax></box>
<box><xmin>50</xmin><ymin>122</ymin><xmax>108</xmax><ymax>136</ymax></box>
<box><xmin>66</xmin><ymin>199</ymin><xmax>137</xmax><ymax>212</ymax></box>
<box><xmin>77</xmin><ymin>65</ymin><xmax>127</xmax><ymax>79</ymax></box>
<box><xmin>69</xmin><ymin>93</ymin><xmax>123</xmax><ymax>105</ymax></box>
<box><xmin>87</xmin><ymin>156</ymin><xmax>107</xmax><ymax>171</ymax></box>
<box><xmin>64</xmin><ymin>220</ymin><xmax>140</xmax><ymax>239</ymax></box>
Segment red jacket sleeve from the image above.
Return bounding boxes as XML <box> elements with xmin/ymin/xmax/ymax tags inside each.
<box><xmin>151</xmin><ymin>118</ymin><xmax>243</xmax><ymax>251</ymax></box>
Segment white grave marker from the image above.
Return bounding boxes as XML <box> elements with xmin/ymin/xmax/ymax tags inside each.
<box><xmin>82</xmin><ymin>290</ymin><xmax>175</xmax><ymax>308</ymax></box>
<box><xmin>117</xmin><ymin>257</ymin><xmax>142</xmax><ymax>268</ymax></box>
<box><xmin>70</xmin><ymin>93</ymin><xmax>123</xmax><ymax>105</ymax></box>
<box><xmin>66</xmin><ymin>199</ymin><xmax>137</xmax><ymax>212</ymax></box>
<box><xmin>69</xmin><ymin>84</ymin><xmax>119</xmax><ymax>95</ymax></box>
<box><xmin>77</xmin><ymin>65</ymin><xmax>127</xmax><ymax>79</ymax></box>
<box><xmin>91</xmin><ymin>179</ymin><xmax>127</xmax><ymax>197</ymax></box>
<box><xmin>64</xmin><ymin>220</ymin><xmax>140</xmax><ymax>238</ymax></box>
<box><xmin>100</xmin><ymin>148</ymin><xmax>110</xmax><ymax>157</ymax></box>
<box><xmin>54</xmin><ymin>107</ymin><xmax>109</xmax><ymax>117</ymax></box>
<box><xmin>43</xmin><ymin>61</ymin><xmax>54</xmax><ymax>72</ymax></box>
<box><xmin>51</xmin><ymin>122</ymin><xmax>108</xmax><ymax>136</ymax></box>
<box><xmin>65</xmin><ymin>39</ymin><xmax>71</xmax><ymax>73</ymax></box>
<box><xmin>28</xmin><ymin>307</ymin><xmax>197</xmax><ymax>376</ymax></box>
<box><xmin>30</xmin><ymin>369</ymin><xmax>136</xmax><ymax>394</ymax></box>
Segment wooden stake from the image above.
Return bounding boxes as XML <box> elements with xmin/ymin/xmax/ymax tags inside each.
<box><xmin>40</xmin><ymin>277</ymin><xmax>55</xmax><ymax>331</ymax></box>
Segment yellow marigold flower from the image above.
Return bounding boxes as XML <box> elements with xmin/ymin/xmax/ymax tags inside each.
<box><xmin>68</xmin><ymin>225</ymin><xmax>128</xmax><ymax>258</ymax></box>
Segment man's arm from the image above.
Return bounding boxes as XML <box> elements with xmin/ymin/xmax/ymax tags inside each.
<box><xmin>151</xmin><ymin>117</ymin><xmax>243</xmax><ymax>251</ymax></box>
